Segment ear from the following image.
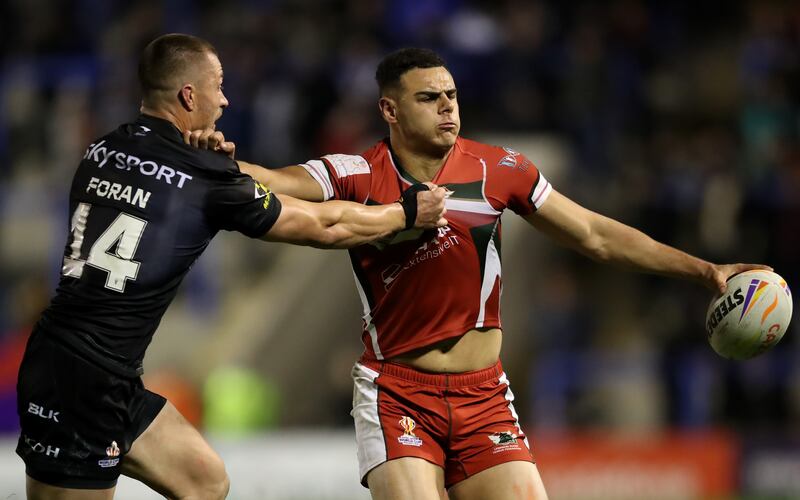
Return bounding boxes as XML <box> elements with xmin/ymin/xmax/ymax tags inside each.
<box><xmin>378</xmin><ymin>96</ymin><xmax>398</xmax><ymax>124</ymax></box>
<box><xmin>178</xmin><ymin>84</ymin><xmax>195</xmax><ymax>111</ymax></box>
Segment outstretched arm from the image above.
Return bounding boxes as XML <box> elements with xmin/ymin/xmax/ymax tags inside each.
<box><xmin>183</xmin><ymin>129</ymin><xmax>325</xmax><ymax>200</ymax></box>
<box><xmin>264</xmin><ymin>186</ymin><xmax>447</xmax><ymax>249</ymax></box>
<box><xmin>525</xmin><ymin>190</ymin><xmax>771</xmax><ymax>294</ymax></box>
<box><xmin>185</xmin><ymin>129</ymin><xmax>449</xmax><ymax>248</ymax></box>
<box><xmin>239</xmin><ymin>161</ymin><xmax>324</xmax><ymax>201</ymax></box>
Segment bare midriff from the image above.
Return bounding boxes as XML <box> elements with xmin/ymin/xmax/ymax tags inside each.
<box><xmin>389</xmin><ymin>328</ymin><xmax>502</xmax><ymax>373</ymax></box>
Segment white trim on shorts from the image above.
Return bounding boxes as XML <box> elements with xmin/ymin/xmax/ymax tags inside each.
<box><xmin>350</xmin><ymin>362</ymin><xmax>386</xmax><ymax>485</ymax></box>
<box><xmin>499</xmin><ymin>372</ymin><xmax>531</xmax><ymax>450</ymax></box>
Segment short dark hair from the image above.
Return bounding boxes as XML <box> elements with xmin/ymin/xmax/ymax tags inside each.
<box><xmin>375</xmin><ymin>48</ymin><xmax>446</xmax><ymax>95</ymax></box>
<box><xmin>138</xmin><ymin>33</ymin><xmax>217</xmax><ymax>98</ymax></box>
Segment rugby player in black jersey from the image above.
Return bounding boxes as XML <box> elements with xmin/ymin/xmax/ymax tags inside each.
<box><xmin>16</xmin><ymin>34</ymin><xmax>447</xmax><ymax>500</ymax></box>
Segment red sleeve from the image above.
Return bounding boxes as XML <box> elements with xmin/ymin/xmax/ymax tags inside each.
<box><xmin>484</xmin><ymin>147</ymin><xmax>552</xmax><ymax>216</ymax></box>
<box><xmin>300</xmin><ymin>153</ymin><xmax>372</xmax><ymax>203</ymax></box>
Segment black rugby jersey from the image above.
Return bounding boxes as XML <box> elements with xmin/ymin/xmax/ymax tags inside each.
<box><xmin>38</xmin><ymin>114</ymin><xmax>281</xmax><ymax>377</ymax></box>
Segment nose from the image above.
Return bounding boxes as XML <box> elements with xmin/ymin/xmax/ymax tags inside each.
<box><xmin>438</xmin><ymin>94</ymin><xmax>454</xmax><ymax>114</ymax></box>
<box><xmin>220</xmin><ymin>93</ymin><xmax>229</xmax><ymax>109</ymax></box>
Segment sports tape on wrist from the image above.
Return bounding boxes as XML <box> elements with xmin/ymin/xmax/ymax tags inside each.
<box><xmin>399</xmin><ymin>183</ymin><xmax>430</xmax><ymax>230</ymax></box>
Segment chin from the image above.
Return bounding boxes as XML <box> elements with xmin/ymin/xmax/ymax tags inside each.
<box><xmin>437</xmin><ymin>134</ymin><xmax>458</xmax><ymax>148</ymax></box>
<box><xmin>426</xmin><ymin>139</ymin><xmax>455</xmax><ymax>157</ymax></box>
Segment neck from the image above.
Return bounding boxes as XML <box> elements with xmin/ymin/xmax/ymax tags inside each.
<box><xmin>390</xmin><ymin>136</ymin><xmax>453</xmax><ymax>183</ymax></box>
<box><xmin>140</xmin><ymin>103</ymin><xmax>190</xmax><ymax>133</ymax></box>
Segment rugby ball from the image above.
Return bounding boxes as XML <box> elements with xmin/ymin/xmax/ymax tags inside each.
<box><xmin>706</xmin><ymin>270</ymin><xmax>792</xmax><ymax>360</ymax></box>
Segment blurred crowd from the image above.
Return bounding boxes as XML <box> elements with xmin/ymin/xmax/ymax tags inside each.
<box><xmin>0</xmin><ymin>0</ymin><xmax>798</xmax><ymax>435</ymax></box>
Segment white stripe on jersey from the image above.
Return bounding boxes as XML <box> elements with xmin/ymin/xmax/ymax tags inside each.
<box><xmin>499</xmin><ymin>372</ymin><xmax>531</xmax><ymax>449</ymax></box>
<box><xmin>475</xmin><ymin>157</ymin><xmax>502</xmax><ymax>328</ymax></box>
<box><xmin>352</xmin><ymin>268</ymin><xmax>383</xmax><ymax>360</ymax></box>
<box><xmin>445</xmin><ymin>198</ymin><xmax>501</xmax><ymax>216</ymax></box>
<box><xmin>301</xmin><ymin>160</ymin><xmax>334</xmax><ymax>200</ymax></box>
<box><xmin>351</xmin><ymin>363</ymin><xmax>387</xmax><ymax>482</ymax></box>
<box><xmin>530</xmin><ymin>173</ymin><xmax>552</xmax><ymax>209</ymax></box>
<box><xmin>445</xmin><ymin>159</ymin><xmax>500</xmax><ymax>215</ymax></box>
<box><xmin>366</xmin><ymin>323</ymin><xmax>381</xmax><ymax>360</ymax></box>
<box><xmin>480</xmin><ymin>158</ymin><xmax>491</xmax><ymax>203</ymax></box>
<box><xmin>476</xmin><ymin>219</ymin><xmax>501</xmax><ymax>328</ymax></box>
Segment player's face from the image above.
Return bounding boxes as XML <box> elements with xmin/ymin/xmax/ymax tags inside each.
<box><xmin>394</xmin><ymin>67</ymin><xmax>460</xmax><ymax>153</ymax></box>
<box><xmin>192</xmin><ymin>52</ymin><xmax>228</xmax><ymax>130</ymax></box>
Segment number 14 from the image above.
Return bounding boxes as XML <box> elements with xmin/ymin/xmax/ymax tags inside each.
<box><xmin>62</xmin><ymin>202</ymin><xmax>146</xmax><ymax>292</ymax></box>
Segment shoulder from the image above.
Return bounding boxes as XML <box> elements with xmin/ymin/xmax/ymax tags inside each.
<box><xmin>320</xmin><ymin>153</ymin><xmax>371</xmax><ymax>177</ymax></box>
<box><xmin>456</xmin><ymin>137</ymin><xmax>522</xmax><ymax>164</ymax></box>
<box><xmin>316</xmin><ymin>142</ymin><xmax>383</xmax><ymax>178</ymax></box>
<box><xmin>105</xmin><ymin>121</ymin><xmax>240</xmax><ymax>176</ymax></box>
<box><xmin>360</xmin><ymin>139</ymin><xmax>389</xmax><ymax>161</ymax></box>
<box><xmin>457</xmin><ymin>137</ymin><xmax>537</xmax><ymax>175</ymax></box>
<box><xmin>150</xmin><ymin>136</ymin><xmax>239</xmax><ymax>178</ymax></box>
<box><xmin>182</xmin><ymin>145</ymin><xmax>239</xmax><ymax>175</ymax></box>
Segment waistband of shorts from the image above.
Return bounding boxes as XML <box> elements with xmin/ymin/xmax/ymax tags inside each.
<box><xmin>359</xmin><ymin>359</ymin><xmax>503</xmax><ymax>387</ymax></box>
<box><xmin>34</xmin><ymin>324</ymin><xmax>144</xmax><ymax>378</ymax></box>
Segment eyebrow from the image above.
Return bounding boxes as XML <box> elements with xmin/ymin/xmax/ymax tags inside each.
<box><xmin>414</xmin><ymin>89</ymin><xmax>457</xmax><ymax>98</ymax></box>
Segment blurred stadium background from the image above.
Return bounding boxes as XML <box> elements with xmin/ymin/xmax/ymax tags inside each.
<box><xmin>1</xmin><ymin>0</ymin><xmax>799</xmax><ymax>498</ymax></box>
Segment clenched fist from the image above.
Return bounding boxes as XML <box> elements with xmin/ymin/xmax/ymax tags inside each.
<box><xmin>183</xmin><ymin>129</ymin><xmax>236</xmax><ymax>159</ymax></box>
<box><xmin>413</xmin><ymin>182</ymin><xmax>449</xmax><ymax>228</ymax></box>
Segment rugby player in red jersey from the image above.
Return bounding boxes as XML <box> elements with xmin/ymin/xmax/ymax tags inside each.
<box><xmin>192</xmin><ymin>48</ymin><xmax>768</xmax><ymax>500</ymax></box>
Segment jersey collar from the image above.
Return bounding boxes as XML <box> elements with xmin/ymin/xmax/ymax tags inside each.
<box><xmin>385</xmin><ymin>138</ymin><xmax>420</xmax><ymax>185</ymax></box>
<box><xmin>385</xmin><ymin>137</ymin><xmax>460</xmax><ymax>185</ymax></box>
<box><xmin>136</xmin><ymin>114</ymin><xmax>185</xmax><ymax>143</ymax></box>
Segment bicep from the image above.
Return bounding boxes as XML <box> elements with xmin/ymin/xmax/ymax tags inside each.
<box><xmin>523</xmin><ymin>189</ymin><xmax>601</xmax><ymax>253</ymax></box>
<box><xmin>238</xmin><ymin>161</ymin><xmax>325</xmax><ymax>201</ymax></box>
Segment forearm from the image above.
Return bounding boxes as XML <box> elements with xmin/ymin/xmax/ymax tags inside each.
<box><xmin>530</xmin><ymin>190</ymin><xmax>769</xmax><ymax>294</ymax></box>
<box><xmin>529</xmin><ymin>191</ymin><xmax>715</xmax><ymax>285</ymax></box>
<box><xmin>263</xmin><ymin>196</ymin><xmax>405</xmax><ymax>249</ymax></box>
<box><xmin>588</xmin><ymin>214</ymin><xmax>714</xmax><ymax>285</ymax></box>
<box><xmin>238</xmin><ymin>161</ymin><xmax>324</xmax><ymax>201</ymax></box>
<box><xmin>315</xmin><ymin>201</ymin><xmax>405</xmax><ymax>249</ymax></box>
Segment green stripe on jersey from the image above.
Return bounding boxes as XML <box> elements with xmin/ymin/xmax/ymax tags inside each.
<box><xmin>441</xmin><ymin>181</ymin><xmax>484</xmax><ymax>201</ymax></box>
<box><xmin>470</xmin><ymin>219</ymin><xmax>501</xmax><ymax>279</ymax></box>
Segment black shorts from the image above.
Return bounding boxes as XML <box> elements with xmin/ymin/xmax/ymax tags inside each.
<box><xmin>16</xmin><ymin>328</ymin><xmax>166</xmax><ymax>489</ymax></box>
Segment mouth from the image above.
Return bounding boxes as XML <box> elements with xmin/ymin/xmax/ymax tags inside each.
<box><xmin>438</xmin><ymin>122</ymin><xmax>457</xmax><ymax>131</ymax></box>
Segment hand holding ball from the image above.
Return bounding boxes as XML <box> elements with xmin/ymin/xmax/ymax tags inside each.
<box><xmin>706</xmin><ymin>270</ymin><xmax>792</xmax><ymax>360</ymax></box>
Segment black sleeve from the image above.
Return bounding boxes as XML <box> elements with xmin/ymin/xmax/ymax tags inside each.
<box><xmin>206</xmin><ymin>173</ymin><xmax>282</xmax><ymax>237</ymax></box>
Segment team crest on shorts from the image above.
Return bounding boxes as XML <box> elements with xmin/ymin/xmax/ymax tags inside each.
<box><xmin>489</xmin><ymin>431</ymin><xmax>521</xmax><ymax>453</ymax></box>
<box><xmin>98</xmin><ymin>440</ymin><xmax>120</xmax><ymax>468</ymax></box>
<box><xmin>397</xmin><ymin>416</ymin><xmax>423</xmax><ymax>447</ymax></box>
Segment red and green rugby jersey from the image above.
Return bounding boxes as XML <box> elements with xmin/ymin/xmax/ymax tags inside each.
<box><xmin>301</xmin><ymin>137</ymin><xmax>552</xmax><ymax>361</ymax></box>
